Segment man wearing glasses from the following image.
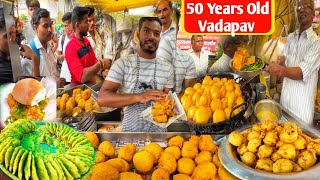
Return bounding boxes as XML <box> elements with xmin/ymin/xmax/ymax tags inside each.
<box><xmin>266</xmin><ymin>0</ymin><xmax>320</xmax><ymax>125</ymax></box>
<box><xmin>208</xmin><ymin>35</ymin><xmax>249</xmax><ymax>73</ymax></box>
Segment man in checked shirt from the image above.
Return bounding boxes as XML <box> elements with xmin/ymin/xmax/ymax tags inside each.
<box><xmin>266</xmin><ymin>0</ymin><xmax>320</xmax><ymax>125</ymax></box>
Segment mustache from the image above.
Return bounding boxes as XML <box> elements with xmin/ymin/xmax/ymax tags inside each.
<box><xmin>144</xmin><ymin>40</ymin><xmax>156</xmax><ymax>45</ymax></box>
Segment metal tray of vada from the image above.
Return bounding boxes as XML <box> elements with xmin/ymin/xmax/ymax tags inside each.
<box><xmin>57</xmin><ymin>84</ymin><xmax>115</xmax><ymax>119</ymax></box>
<box><xmin>219</xmin><ymin>111</ymin><xmax>320</xmax><ymax>180</ymax></box>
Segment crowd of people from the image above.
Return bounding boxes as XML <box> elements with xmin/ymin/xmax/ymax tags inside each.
<box><xmin>0</xmin><ymin>0</ymin><xmax>319</xmax><ymax>131</ymax></box>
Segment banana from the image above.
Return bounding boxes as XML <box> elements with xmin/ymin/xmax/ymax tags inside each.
<box><xmin>55</xmin><ymin>158</ymin><xmax>74</xmax><ymax>180</ymax></box>
<box><xmin>43</xmin><ymin>159</ymin><xmax>58</xmax><ymax>179</ymax></box>
<box><xmin>12</xmin><ymin>148</ymin><xmax>25</xmax><ymax>174</ymax></box>
<box><xmin>31</xmin><ymin>155</ymin><xmax>39</xmax><ymax>180</ymax></box>
<box><xmin>24</xmin><ymin>152</ymin><xmax>32</xmax><ymax>180</ymax></box>
<box><xmin>58</xmin><ymin>155</ymin><xmax>81</xmax><ymax>178</ymax></box>
<box><xmin>35</xmin><ymin>155</ymin><xmax>50</xmax><ymax>180</ymax></box>
<box><xmin>4</xmin><ymin>146</ymin><xmax>14</xmax><ymax>169</ymax></box>
<box><xmin>63</xmin><ymin>154</ymin><xmax>89</xmax><ymax>175</ymax></box>
<box><xmin>18</xmin><ymin>150</ymin><xmax>28</xmax><ymax>179</ymax></box>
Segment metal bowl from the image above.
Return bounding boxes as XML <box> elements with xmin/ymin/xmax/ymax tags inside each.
<box><xmin>219</xmin><ymin>126</ymin><xmax>320</xmax><ymax>180</ymax></box>
<box><xmin>185</xmin><ymin>72</ymin><xmax>252</xmax><ymax>134</ymax></box>
<box><xmin>254</xmin><ymin>99</ymin><xmax>282</xmax><ymax>122</ymax></box>
<box><xmin>229</xmin><ymin>57</ymin><xmax>265</xmax><ymax>80</ymax></box>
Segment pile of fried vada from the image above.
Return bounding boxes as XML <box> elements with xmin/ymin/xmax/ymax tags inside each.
<box><xmin>151</xmin><ymin>95</ymin><xmax>176</xmax><ymax>123</ymax></box>
<box><xmin>57</xmin><ymin>88</ymin><xmax>101</xmax><ymax>115</ymax></box>
<box><xmin>229</xmin><ymin>120</ymin><xmax>320</xmax><ymax>173</ymax></box>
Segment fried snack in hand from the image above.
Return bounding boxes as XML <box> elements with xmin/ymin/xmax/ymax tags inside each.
<box><xmin>152</xmin><ymin>95</ymin><xmax>176</xmax><ymax>123</ymax></box>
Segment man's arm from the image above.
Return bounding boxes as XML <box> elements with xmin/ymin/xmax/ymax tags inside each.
<box><xmin>98</xmin><ymin>80</ymin><xmax>166</xmax><ymax>108</ymax></box>
<box><xmin>20</xmin><ymin>45</ymin><xmax>40</xmax><ymax>77</ymax></box>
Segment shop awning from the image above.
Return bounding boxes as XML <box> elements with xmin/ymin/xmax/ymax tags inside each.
<box><xmin>77</xmin><ymin>0</ymin><xmax>180</xmax><ymax>13</ymax></box>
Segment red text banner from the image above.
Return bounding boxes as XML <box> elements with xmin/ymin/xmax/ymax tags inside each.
<box><xmin>181</xmin><ymin>0</ymin><xmax>275</xmax><ymax>35</ymax></box>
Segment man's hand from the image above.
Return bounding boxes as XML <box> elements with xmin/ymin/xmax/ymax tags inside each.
<box><xmin>277</xmin><ymin>55</ymin><xmax>285</xmax><ymax>66</ymax></box>
<box><xmin>101</xmin><ymin>58</ymin><xmax>112</xmax><ymax>69</ymax></box>
<box><xmin>102</xmin><ymin>69</ymin><xmax>109</xmax><ymax>79</ymax></box>
<box><xmin>56</xmin><ymin>77</ymin><xmax>66</xmax><ymax>88</ymax></box>
<box><xmin>266</xmin><ymin>62</ymin><xmax>284</xmax><ymax>76</ymax></box>
<box><xmin>137</xmin><ymin>89</ymin><xmax>166</xmax><ymax>103</ymax></box>
<box><xmin>20</xmin><ymin>45</ymin><xmax>37</xmax><ymax>60</ymax></box>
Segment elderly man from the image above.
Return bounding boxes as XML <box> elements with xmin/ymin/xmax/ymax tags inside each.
<box><xmin>208</xmin><ymin>35</ymin><xmax>249</xmax><ymax>73</ymax></box>
<box><xmin>186</xmin><ymin>35</ymin><xmax>212</xmax><ymax>78</ymax></box>
<box><xmin>156</xmin><ymin>0</ymin><xmax>176</xmax><ymax>63</ymax></box>
<box><xmin>98</xmin><ymin>17</ymin><xmax>174</xmax><ymax>132</ymax></box>
<box><xmin>266</xmin><ymin>0</ymin><xmax>320</xmax><ymax>125</ymax></box>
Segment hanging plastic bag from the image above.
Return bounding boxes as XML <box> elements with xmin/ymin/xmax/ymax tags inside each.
<box><xmin>260</xmin><ymin>36</ymin><xmax>286</xmax><ymax>63</ymax></box>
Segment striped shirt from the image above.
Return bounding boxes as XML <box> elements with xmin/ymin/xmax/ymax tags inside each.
<box><xmin>280</xmin><ymin>27</ymin><xmax>320</xmax><ymax>125</ymax></box>
<box><xmin>185</xmin><ymin>49</ymin><xmax>212</xmax><ymax>78</ymax></box>
<box><xmin>106</xmin><ymin>54</ymin><xmax>174</xmax><ymax>94</ymax></box>
<box><xmin>157</xmin><ymin>23</ymin><xmax>176</xmax><ymax>63</ymax></box>
<box><xmin>208</xmin><ymin>53</ymin><xmax>232</xmax><ymax>73</ymax></box>
<box><xmin>174</xmin><ymin>49</ymin><xmax>197</xmax><ymax>94</ymax></box>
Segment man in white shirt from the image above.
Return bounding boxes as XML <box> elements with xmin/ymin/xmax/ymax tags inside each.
<box><xmin>87</xmin><ymin>7</ymin><xmax>111</xmax><ymax>78</ymax></box>
<box><xmin>57</xmin><ymin>12</ymin><xmax>73</xmax><ymax>83</ymax></box>
<box><xmin>208</xmin><ymin>35</ymin><xmax>249</xmax><ymax>73</ymax></box>
<box><xmin>266</xmin><ymin>0</ymin><xmax>320</xmax><ymax>125</ymax></box>
<box><xmin>156</xmin><ymin>0</ymin><xmax>176</xmax><ymax>63</ymax></box>
<box><xmin>21</xmin><ymin>8</ymin><xmax>66</xmax><ymax>87</ymax></box>
<box><xmin>22</xmin><ymin>0</ymin><xmax>40</xmax><ymax>44</ymax></box>
<box><xmin>186</xmin><ymin>35</ymin><xmax>212</xmax><ymax>78</ymax></box>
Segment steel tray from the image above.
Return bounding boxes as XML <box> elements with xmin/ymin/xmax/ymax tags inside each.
<box><xmin>219</xmin><ymin>102</ymin><xmax>320</xmax><ymax>180</ymax></box>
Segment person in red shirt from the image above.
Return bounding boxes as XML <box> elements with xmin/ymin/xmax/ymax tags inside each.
<box><xmin>65</xmin><ymin>6</ymin><xmax>111</xmax><ymax>84</ymax></box>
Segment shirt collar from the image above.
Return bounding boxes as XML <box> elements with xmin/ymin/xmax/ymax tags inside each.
<box><xmin>293</xmin><ymin>26</ymin><xmax>314</xmax><ymax>39</ymax></box>
<box><xmin>34</xmin><ymin>35</ymin><xmax>51</xmax><ymax>50</ymax></box>
<box><xmin>161</xmin><ymin>21</ymin><xmax>176</xmax><ymax>36</ymax></box>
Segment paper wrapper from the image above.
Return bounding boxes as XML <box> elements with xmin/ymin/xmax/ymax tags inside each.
<box><xmin>141</xmin><ymin>91</ymin><xmax>186</xmax><ymax>128</ymax></box>
<box><xmin>0</xmin><ymin>77</ymin><xmax>56</xmax><ymax>127</ymax></box>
